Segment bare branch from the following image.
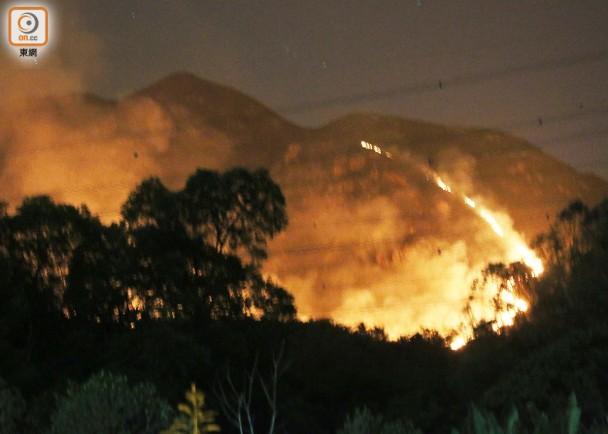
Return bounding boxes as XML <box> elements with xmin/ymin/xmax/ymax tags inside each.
<box><xmin>215</xmin><ymin>344</ymin><xmax>288</xmax><ymax>434</ymax></box>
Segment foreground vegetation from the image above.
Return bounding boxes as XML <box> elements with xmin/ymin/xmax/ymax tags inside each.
<box><xmin>1</xmin><ymin>167</ymin><xmax>607</xmax><ymax>433</ymax></box>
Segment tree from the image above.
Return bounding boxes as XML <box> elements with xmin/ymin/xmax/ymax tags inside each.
<box><xmin>181</xmin><ymin>168</ymin><xmax>288</xmax><ymax>264</ymax></box>
<box><xmin>529</xmin><ymin>199</ymin><xmax>608</xmax><ymax>326</ymax></box>
<box><xmin>63</xmin><ymin>222</ymin><xmax>133</xmax><ymax>325</ymax></box>
<box><xmin>121</xmin><ymin>168</ymin><xmax>294</xmax><ymax>322</ymax></box>
<box><xmin>246</xmin><ymin>272</ymin><xmax>296</xmax><ymax>321</ymax></box>
<box><xmin>532</xmin><ymin>200</ymin><xmax>591</xmax><ymax>293</ymax></box>
<box><xmin>0</xmin><ymin>196</ymin><xmax>104</xmax><ymax>361</ymax></box>
<box><xmin>0</xmin><ymin>167</ymin><xmax>295</xmax><ymax>329</ymax></box>
<box><xmin>48</xmin><ymin>371</ymin><xmax>172</xmax><ymax>434</ymax></box>
<box><xmin>162</xmin><ymin>384</ymin><xmax>220</xmax><ymax>434</ymax></box>
<box><xmin>5</xmin><ymin>196</ymin><xmax>99</xmax><ymax>318</ymax></box>
<box><xmin>463</xmin><ymin>262</ymin><xmax>535</xmax><ymax>335</ymax></box>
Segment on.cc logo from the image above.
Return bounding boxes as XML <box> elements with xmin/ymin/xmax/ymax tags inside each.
<box><xmin>8</xmin><ymin>6</ymin><xmax>48</xmax><ymax>46</ymax></box>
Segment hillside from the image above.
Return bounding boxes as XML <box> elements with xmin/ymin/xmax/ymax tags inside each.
<box><xmin>0</xmin><ymin>72</ymin><xmax>606</xmax><ymax>336</ymax></box>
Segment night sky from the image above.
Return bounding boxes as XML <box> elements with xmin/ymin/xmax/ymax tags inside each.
<box><xmin>23</xmin><ymin>0</ymin><xmax>608</xmax><ymax>178</ymax></box>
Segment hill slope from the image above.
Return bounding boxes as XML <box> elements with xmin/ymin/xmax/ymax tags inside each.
<box><xmin>0</xmin><ymin>72</ymin><xmax>606</xmax><ymax>336</ymax></box>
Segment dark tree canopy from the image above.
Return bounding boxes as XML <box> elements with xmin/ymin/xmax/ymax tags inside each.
<box><xmin>121</xmin><ymin>167</ymin><xmax>293</xmax><ymax>322</ymax></box>
<box><xmin>122</xmin><ymin>168</ymin><xmax>288</xmax><ymax>263</ymax></box>
<box><xmin>0</xmin><ymin>167</ymin><xmax>295</xmax><ymax>332</ymax></box>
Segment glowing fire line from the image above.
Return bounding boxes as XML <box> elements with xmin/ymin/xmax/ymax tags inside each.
<box><xmin>360</xmin><ymin>140</ymin><xmax>544</xmax><ymax>350</ymax></box>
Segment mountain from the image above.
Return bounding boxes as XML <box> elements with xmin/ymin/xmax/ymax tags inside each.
<box><xmin>133</xmin><ymin>72</ymin><xmax>303</xmax><ymax>166</ymax></box>
<box><xmin>1</xmin><ymin>72</ymin><xmax>606</xmax><ymax>337</ymax></box>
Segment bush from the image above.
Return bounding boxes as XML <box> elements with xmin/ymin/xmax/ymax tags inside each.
<box><xmin>337</xmin><ymin>407</ymin><xmax>422</xmax><ymax>434</ymax></box>
<box><xmin>453</xmin><ymin>393</ymin><xmax>597</xmax><ymax>434</ymax></box>
<box><xmin>48</xmin><ymin>371</ymin><xmax>172</xmax><ymax>434</ymax></box>
<box><xmin>0</xmin><ymin>377</ymin><xmax>25</xmax><ymax>434</ymax></box>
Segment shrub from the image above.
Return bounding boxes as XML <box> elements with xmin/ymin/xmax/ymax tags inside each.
<box><xmin>453</xmin><ymin>393</ymin><xmax>588</xmax><ymax>434</ymax></box>
<box><xmin>338</xmin><ymin>407</ymin><xmax>421</xmax><ymax>434</ymax></box>
<box><xmin>161</xmin><ymin>383</ymin><xmax>220</xmax><ymax>434</ymax></box>
<box><xmin>48</xmin><ymin>371</ymin><xmax>172</xmax><ymax>434</ymax></box>
<box><xmin>0</xmin><ymin>377</ymin><xmax>25</xmax><ymax>434</ymax></box>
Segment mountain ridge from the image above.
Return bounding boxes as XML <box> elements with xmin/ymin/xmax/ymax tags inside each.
<box><xmin>2</xmin><ymin>71</ymin><xmax>607</xmax><ymax>336</ymax></box>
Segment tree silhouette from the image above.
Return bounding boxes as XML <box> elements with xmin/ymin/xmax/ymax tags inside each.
<box><xmin>0</xmin><ymin>196</ymin><xmax>102</xmax><ymax>360</ymax></box>
<box><xmin>121</xmin><ymin>167</ymin><xmax>293</xmax><ymax>322</ymax></box>
<box><xmin>181</xmin><ymin>168</ymin><xmax>288</xmax><ymax>264</ymax></box>
<box><xmin>64</xmin><ymin>222</ymin><xmax>133</xmax><ymax>325</ymax></box>
<box><xmin>0</xmin><ymin>167</ymin><xmax>294</xmax><ymax>333</ymax></box>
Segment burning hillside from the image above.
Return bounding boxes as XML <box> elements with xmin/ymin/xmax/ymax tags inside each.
<box><xmin>1</xmin><ymin>72</ymin><xmax>606</xmax><ymax>338</ymax></box>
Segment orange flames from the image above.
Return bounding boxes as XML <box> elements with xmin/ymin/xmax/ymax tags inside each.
<box><xmin>361</xmin><ymin>140</ymin><xmax>543</xmax><ymax>350</ymax></box>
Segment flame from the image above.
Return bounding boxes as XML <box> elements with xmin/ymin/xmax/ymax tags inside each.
<box><xmin>500</xmin><ymin>289</ymin><xmax>529</xmax><ymax>312</ymax></box>
<box><xmin>435</xmin><ymin>176</ymin><xmax>452</xmax><ymax>193</ymax></box>
<box><xmin>512</xmin><ymin>243</ymin><xmax>544</xmax><ymax>276</ymax></box>
<box><xmin>478</xmin><ymin>208</ymin><xmax>505</xmax><ymax>238</ymax></box>
<box><xmin>430</xmin><ymin>174</ymin><xmax>542</xmax><ymax>350</ymax></box>
<box><xmin>361</xmin><ymin>139</ymin><xmax>544</xmax><ymax>350</ymax></box>
<box><xmin>494</xmin><ymin>278</ymin><xmax>530</xmax><ymax>330</ymax></box>
<box><xmin>429</xmin><ymin>176</ymin><xmax>543</xmax><ymax>276</ymax></box>
<box><xmin>450</xmin><ymin>277</ymin><xmax>531</xmax><ymax>349</ymax></box>
<box><xmin>361</xmin><ymin>140</ymin><xmax>392</xmax><ymax>159</ymax></box>
<box><xmin>450</xmin><ymin>335</ymin><xmax>466</xmax><ymax>351</ymax></box>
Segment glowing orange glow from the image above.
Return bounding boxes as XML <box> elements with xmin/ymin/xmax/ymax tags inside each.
<box><xmin>361</xmin><ymin>139</ymin><xmax>543</xmax><ymax>348</ymax></box>
<box><xmin>430</xmin><ymin>170</ymin><xmax>541</xmax><ymax>347</ymax></box>
<box><xmin>464</xmin><ymin>196</ymin><xmax>476</xmax><ymax>208</ymax></box>
<box><xmin>478</xmin><ymin>208</ymin><xmax>505</xmax><ymax>238</ymax></box>
<box><xmin>435</xmin><ymin>176</ymin><xmax>452</xmax><ymax>193</ymax></box>
<box><xmin>512</xmin><ymin>243</ymin><xmax>544</xmax><ymax>276</ymax></box>
<box><xmin>361</xmin><ymin>140</ymin><xmax>392</xmax><ymax>159</ymax></box>
<box><xmin>429</xmin><ymin>162</ymin><xmax>543</xmax><ymax>277</ymax></box>
<box><xmin>450</xmin><ymin>335</ymin><xmax>466</xmax><ymax>351</ymax></box>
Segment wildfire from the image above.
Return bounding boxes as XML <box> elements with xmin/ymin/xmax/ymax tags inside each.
<box><xmin>477</xmin><ymin>207</ymin><xmax>505</xmax><ymax>238</ymax></box>
<box><xmin>431</xmin><ymin>169</ymin><xmax>542</xmax><ymax>350</ymax></box>
<box><xmin>430</xmin><ymin>175</ymin><xmax>543</xmax><ymax>277</ymax></box>
<box><xmin>435</xmin><ymin>176</ymin><xmax>452</xmax><ymax>193</ymax></box>
<box><xmin>360</xmin><ymin>139</ymin><xmax>544</xmax><ymax>350</ymax></box>
<box><xmin>361</xmin><ymin>140</ymin><xmax>392</xmax><ymax>159</ymax></box>
<box><xmin>450</xmin><ymin>336</ymin><xmax>466</xmax><ymax>351</ymax></box>
<box><xmin>488</xmin><ymin>278</ymin><xmax>530</xmax><ymax>332</ymax></box>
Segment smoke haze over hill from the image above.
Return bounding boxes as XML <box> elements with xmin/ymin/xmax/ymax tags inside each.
<box><xmin>1</xmin><ymin>72</ymin><xmax>606</xmax><ymax>337</ymax></box>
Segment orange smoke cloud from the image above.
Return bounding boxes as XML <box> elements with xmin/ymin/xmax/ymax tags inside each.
<box><xmin>0</xmin><ymin>8</ymin><xmax>546</xmax><ymax>342</ymax></box>
<box><xmin>263</xmin><ymin>140</ymin><xmax>542</xmax><ymax>340</ymax></box>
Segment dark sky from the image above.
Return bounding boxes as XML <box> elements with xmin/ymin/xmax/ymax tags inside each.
<box><xmin>60</xmin><ymin>0</ymin><xmax>608</xmax><ymax>178</ymax></box>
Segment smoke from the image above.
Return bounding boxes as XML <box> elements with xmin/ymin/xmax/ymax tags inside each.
<box><xmin>0</xmin><ymin>5</ymin><xmax>547</xmax><ymax>339</ymax></box>
<box><xmin>0</xmin><ymin>94</ymin><xmax>180</xmax><ymax>219</ymax></box>
<box><xmin>0</xmin><ymin>1</ymin><xmax>106</xmax><ymax>208</ymax></box>
<box><xmin>0</xmin><ymin>2</ymin><xmax>238</xmax><ymax>219</ymax></box>
<box><xmin>330</xmin><ymin>240</ymin><xmax>479</xmax><ymax>339</ymax></box>
<box><xmin>264</xmin><ymin>143</ymin><xmax>528</xmax><ymax>338</ymax></box>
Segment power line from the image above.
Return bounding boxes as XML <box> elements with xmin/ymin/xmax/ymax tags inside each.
<box><xmin>500</xmin><ymin>104</ymin><xmax>608</xmax><ymax>132</ymax></box>
<box><xmin>277</xmin><ymin>49</ymin><xmax>608</xmax><ymax>114</ymax></box>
